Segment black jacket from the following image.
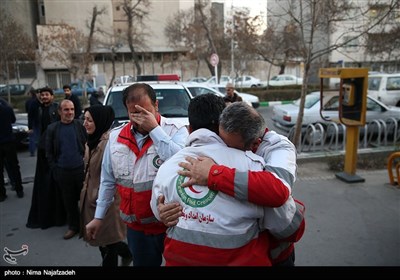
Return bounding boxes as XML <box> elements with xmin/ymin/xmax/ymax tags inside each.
<box><xmin>45</xmin><ymin>119</ymin><xmax>87</xmax><ymax>170</ymax></box>
<box><xmin>65</xmin><ymin>94</ymin><xmax>82</xmax><ymax>119</ymax></box>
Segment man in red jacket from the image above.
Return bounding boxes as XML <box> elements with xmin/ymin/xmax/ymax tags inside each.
<box><xmin>157</xmin><ymin>113</ymin><xmax>305</xmax><ymax>266</ymax></box>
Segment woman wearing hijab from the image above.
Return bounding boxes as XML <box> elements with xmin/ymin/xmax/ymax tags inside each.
<box><xmin>80</xmin><ymin>105</ymin><xmax>132</xmax><ymax>267</ymax></box>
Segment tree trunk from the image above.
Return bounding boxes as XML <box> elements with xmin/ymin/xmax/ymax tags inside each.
<box><xmin>292</xmin><ymin>61</ymin><xmax>311</xmax><ymax>148</ymax></box>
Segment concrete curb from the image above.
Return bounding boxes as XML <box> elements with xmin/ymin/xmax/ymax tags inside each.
<box><xmin>260</xmin><ymin>100</ymin><xmax>293</xmax><ymax>107</ymax></box>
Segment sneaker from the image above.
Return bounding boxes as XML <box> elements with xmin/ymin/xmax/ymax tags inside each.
<box><xmin>120</xmin><ymin>256</ymin><xmax>133</xmax><ymax>267</ymax></box>
<box><xmin>0</xmin><ymin>194</ymin><xmax>7</xmax><ymax>202</ymax></box>
<box><xmin>16</xmin><ymin>190</ymin><xmax>24</xmax><ymax>198</ymax></box>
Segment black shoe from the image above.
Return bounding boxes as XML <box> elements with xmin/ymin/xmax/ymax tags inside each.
<box><xmin>120</xmin><ymin>256</ymin><xmax>133</xmax><ymax>266</ymax></box>
<box><xmin>26</xmin><ymin>223</ymin><xmax>40</xmax><ymax>229</ymax></box>
<box><xmin>16</xmin><ymin>190</ymin><xmax>24</xmax><ymax>198</ymax></box>
<box><xmin>0</xmin><ymin>194</ymin><xmax>7</xmax><ymax>202</ymax></box>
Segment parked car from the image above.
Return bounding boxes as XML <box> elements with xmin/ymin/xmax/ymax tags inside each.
<box><xmin>0</xmin><ymin>84</ymin><xmax>33</xmax><ymax>96</ymax></box>
<box><xmin>237</xmin><ymin>92</ymin><xmax>260</xmax><ymax>109</ymax></box>
<box><xmin>53</xmin><ymin>81</ymin><xmax>97</xmax><ymax>96</ymax></box>
<box><xmin>207</xmin><ymin>84</ymin><xmax>260</xmax><ymax>109</ymax></box>
<box><xmin>262</xmin><ymin>74</ymin><xmax>303</xmax><ymax>87</ymax></box>
<box><xmin>272</xmin><ymin>91</ymin><xmax>400</xmax><ymax>135</ymax></box>
<box><xmin>234</xmin><ymin>75</ymin><xmax>261</xmax><ymax>88</ymax></box>
<box><xmin>104</xmin><ymin>75</ymin><xmax>192</xmax><ymax>127</ymax></box>
<box><xmin>368</xmin><ymin>73</ymin><xmax>400</xmax><ymax>107</ymax></box>
<box><xmin>182</xmin><ymin>82</ymin><xmax>224</xmax><ymax>98</ymax></box>
<box><xmin>13</xmin><ymin>113</ymin><xmax>29</xmax><ymax>147</ymax></box>
<box><xmin>202</xmin><ymin>75</ymin><xmax>231</xmax><ymax>85</ymax></box>
<box><xmin>186</xmin><ymin>77</ymin><xmax>207</xmax><ymax>83</ymax></box>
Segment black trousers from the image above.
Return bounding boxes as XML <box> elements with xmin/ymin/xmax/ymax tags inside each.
<box><xmin>274</xmin><ymin>250</ymin><xmax>295</xmax><ymax>267</ymax></box>
<box><xmin>0</xmin><ymin>141</ymin><xmax>23</xmax><ymax>197</ymax></box>
<box><xmin>99</xmin><ymin>241</ymin><xmax>132</xmax><ymax>267</ymax></box>
<box><xmin>55</xmin><ymin>166</ymin><xmax>84</xmax><ymax>232</ymax></box>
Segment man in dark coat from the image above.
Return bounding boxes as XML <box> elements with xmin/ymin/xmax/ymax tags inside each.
<box><xmin>26</xmin><ymin>87</ymin><xmax>66</xmax><ymax>229</ymax></box>
<box><xmin>63</xmin><ymin>85</ymin><xmax>82</xmax><ymax>119</ymax></box>
<box><xmin>0</xmin><ymin>98</ymin><xmax>24</xmax><ymax>202</ymax></box>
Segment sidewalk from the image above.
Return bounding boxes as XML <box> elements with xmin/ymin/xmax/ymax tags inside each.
<box><xmin>1</xmin><ymin>153</ymin><xmax>399</xmax><ymax>267</ymax></box>
<box><xmin>295</xmin><ymin>166</ymin><xmax>400</xmax><ymax>266</ymax></box>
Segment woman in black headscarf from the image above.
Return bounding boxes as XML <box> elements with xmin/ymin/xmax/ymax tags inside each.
<box><xmin>80</xmin><ymin>105</ymin><xmax>132</xmax><ymax>267</ymax></box>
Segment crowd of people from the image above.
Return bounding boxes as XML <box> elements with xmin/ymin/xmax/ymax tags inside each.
<box><xmin>1</xmin><ymin>82</ymin><xmax>305</xmax><ymax>267</ymax></box>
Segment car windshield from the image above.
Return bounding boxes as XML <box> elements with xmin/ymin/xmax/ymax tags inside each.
<box><xmin>294</xmin><ymin>94</ymin><xmax>320</xmax><ymax>109</ymax></box>
<box><xmin>187</xmin><ymin>87</ymin><xmax>219</xmax><ymax>97</ymax></box>
<box><xmin>105</xmin><ymin>88</ymin><xmax>191</xmax><ymax>120</ymax></box>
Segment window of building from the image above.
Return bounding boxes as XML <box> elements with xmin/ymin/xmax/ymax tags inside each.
<box><xmin>40</xmin><ymin>3</ymin><xmax>45</xmax><ymax>17</ymax></box>
<box><xmin>343</xmin><ymin>36</ymin><xmax>359</xmax><ymax>52</ymax></box>
<box><xmin>369</xmin><ymin>4</ymin><xmax>387</xmax><ymax>18</ymax></box>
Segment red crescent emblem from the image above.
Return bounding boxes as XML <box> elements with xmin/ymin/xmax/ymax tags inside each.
<box><xmin>188</xmin><ymin>185</ymin><xmax>202</xmax><ymax>194</ymax></box>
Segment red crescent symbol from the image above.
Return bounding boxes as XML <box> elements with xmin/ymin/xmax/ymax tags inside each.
<box><xmin>188</xmin><ymin>185</ymin><xmax>202</xmax><ymax>194</ymax></box>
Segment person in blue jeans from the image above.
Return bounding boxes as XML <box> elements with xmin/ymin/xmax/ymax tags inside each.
<box><xmin>26</xmin><ymin>89</ymin><xmax>40</xmax><ymax>156</ymax></box>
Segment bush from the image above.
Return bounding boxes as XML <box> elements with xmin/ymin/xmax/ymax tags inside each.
<box><xmin>236</xmin><ymin>84</ymin><xmax>324</xmax><ymax>102</ymax></box>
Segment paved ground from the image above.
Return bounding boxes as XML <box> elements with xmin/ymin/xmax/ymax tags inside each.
<box><xmin>1</xmin><ymin>151</ymin><xmax>399</xmax><ymax>270</ymax></box>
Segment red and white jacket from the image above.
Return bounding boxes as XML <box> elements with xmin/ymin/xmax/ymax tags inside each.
<box><xmin>151</xmin><ymin>129</ymin><xmax>296</xmax><ymax>266</ymax></box>
<box><xmin>207</xmin><ymin>129</ymin><xmax>305</xmax><ymax>264</ymax></box>
<box><xmin>95</xmin><ymin>115</ymin><xmax>188</xmax><ymax>234</ymax></box>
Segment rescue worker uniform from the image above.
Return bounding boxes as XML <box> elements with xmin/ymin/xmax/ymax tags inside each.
<box><xmin>95</xmin><ymin>114</ymin><xmax>188</xmax><ymax>266</ymax></box>
<box><xmin>207</xmin><ymin>129</ymin><xmax>305</xmax><ymax>265</ymax></box>
<box><xmin>151</xmin><ymin>128</ymin><xmax>296</xmax><ymax>266</ymax></box>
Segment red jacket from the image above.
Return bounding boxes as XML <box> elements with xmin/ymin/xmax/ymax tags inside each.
<box><xmin>208</xmin><ymin>165</ymin><xmax>305</xmax><ymax>265</ymax></box>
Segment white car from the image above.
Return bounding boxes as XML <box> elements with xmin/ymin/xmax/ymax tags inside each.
<box><xmin>202</xmin><ymin>75</ymin><xmax>231</xmax><ymax>85</ymax></box>
<box><xmin>272</xmin><ymin>91</ymin><xmax>400</xmax><ymax>134</ymax></box>
<box><xmin>104</xmin><ymin>75</ymin><xmax>192</xmax><ymax>126</ymax></box>
<box><xmin>186</xmin><ymin>77</ymin><xmax>207</xmax><ymax>83</ymax></box>
<box><xmin>208</xmin><ymin>84</ymin><xmax>260</xmax><ymax>108</ymax></box>
<box><xmin>263</xmin><ymin>74</ymin><xmax>303</xmax><ymax>87</ymax></box>
<box><xmin>182</xmin><ymin>82</ymin><xmax>224</xmax><ymax>98</ymax></box>
<box><xmin>368</xmin><ymin>73</ymin><xmax>400</xmax><ymax>107</ymax></box>
<box><xmin>234</xmin><ymin>75</ymin><xmax>261</xmax><ymax>88</ymax></box>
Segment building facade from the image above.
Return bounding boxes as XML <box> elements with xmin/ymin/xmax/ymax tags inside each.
<box><xmin>2</xmin><ymin>0</ymin><xmax>398</xmax><ymax>90</ymax></box>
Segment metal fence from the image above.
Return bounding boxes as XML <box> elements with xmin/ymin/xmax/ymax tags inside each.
<box><xmin>288</xmin><ymin>118</ymin><xmax>400</xmax><ymax>154</ymax></box>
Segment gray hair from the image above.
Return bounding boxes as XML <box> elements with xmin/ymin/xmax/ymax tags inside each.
<box><xmin>219</xmin><ymin>102</ymin><xmax>265</xmax><ymax>149</ymax></box>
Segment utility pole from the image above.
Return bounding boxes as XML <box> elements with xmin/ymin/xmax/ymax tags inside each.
<box><xmin>230</xmin><ymin>1</ymin><xmax>234</xmax><ymax>80</ymax></box>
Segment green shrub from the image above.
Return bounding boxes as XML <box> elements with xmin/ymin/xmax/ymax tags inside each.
<box><xmin>236</xmin><ymin>84</ymin><xmax>324</xmax><ymax>102</ymax></box>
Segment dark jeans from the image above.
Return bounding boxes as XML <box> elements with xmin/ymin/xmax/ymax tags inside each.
<box><xmin>55</xmin><ymin>166</ymin><xmax>84</xmax><ymax>232</ymax></box>
<box><xmin>274</xmin><ymin>250</ymin><xmax>295</xmax><ymax>267</ymax></box>
<box><xmin>0</xmin><ymin>141</ymin><xmax>23</xmax><ymax>196</ymax></box>
<box><xmin>28</xmin><ymin>128</ymin><xmax>39</xmax><ymax>156</ymax></box>
<box><xmin>99</xmin><ymin>241</ymin><xmax>132</xmax><ymax>267</ymax></box>
<box><xmin>126</xmin><ymin>227</ymin><xmax>165</xmax><ymax>266</ymax></box>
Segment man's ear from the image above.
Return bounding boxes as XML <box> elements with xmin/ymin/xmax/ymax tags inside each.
<box><xmin>251</xmin><ymin>137</ymin><xmax>261</xmax><ymax>153</ymax></box>
<box><xmin>155</xmin><ymin>100</ymin><xmax>159</xmax><ymax>112</ymax></box>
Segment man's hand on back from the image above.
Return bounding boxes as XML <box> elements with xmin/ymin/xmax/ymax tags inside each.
<box><xmin>178</xmin><ymin>156</ymin><xmax>215</xmax><ymax>187</ymax></box>
<box><xmin>157</xmin><ymin>195</ymin><xmax>183</xmax><ymax>227</ymax></box>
